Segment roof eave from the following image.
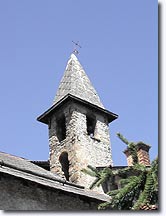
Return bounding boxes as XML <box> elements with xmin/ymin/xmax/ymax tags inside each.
<box><xmin>37</xmin><ymin>94</ymin><xmax>118</xmax><ymax>124</ymax></box>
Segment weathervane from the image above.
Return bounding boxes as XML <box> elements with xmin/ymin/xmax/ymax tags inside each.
<box><xmin>72</xmin><ymin>41</ymin><xmax>82</xmax><ymax>55</ymax></box>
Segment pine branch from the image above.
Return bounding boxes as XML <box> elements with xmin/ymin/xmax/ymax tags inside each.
<box><xmin>89</xmin><ymin>177</ymin><xmax>100</xmax><ymax>189</ymax></box>
<box><xmin>81</xmin><ymin>168</ymin><xmax>97</xmax><ymax>177</ymax></box>
<box><xmin>113</xmin><ymin>166</ymin><xmax>131</xmax><ymax>177</ymax></box>
<box><xmin>112</xmin><ymin>174</ymin><xmax>145</xmax><ymax>210</ymax></box>
<box><xmin>95</xmin><ymin>176</ymin><xmax>108</xmax><ymax>188</ymax></box>
<box><xmin>119</xmin><ymin>176</ymin><xmax>138</xmax><ymax>188</ymax></box>
<box><xmin>132</xmin><ymin>163</ymin><xmax>147</xmax><ymax>172</ymax></box>
<box><xmin>117</xmin><ymin>133</ymin><xmax>129</xmax><ymax>145</ymax></box>
<box><xmin>132</xmin><ymin>171</ymin><xmax>155</xmax><ymax>209</ymax></box>
<box><xmin>128</xmin><ymin>142</ymin><xmax>138</xmax><ymax>164</ymax></box>
<box><xmin>81</xmin><ymin>165</ymin><xmax>100</xmax><ymax>178</ymax></box>
<box><xmin>100</xmin><ymin>173</ymin><xmax>146</xmax><ymax>210</ymax></box>
<box><xmin>107</xmin><ymin>189</ymin><xmax>119</xmax><ymax>196</ymax></box>
<box><xmin>117</xmin><ymin>133</ymin><xmax>138</xmax><ymax>165</ymax></box>
<box><xmin>82</xmin><ymin>165</ymin><xmax>115</xmax><ymax>190</ymax></box>
<box><xmin>82</xmin><ymin>136</ymin><xmax>158</xmax><ymax>211</ymax></box>
<box><xmin>98</xmin><ymin>201</ymin><xmax>112</xmax><ymax>210</ymax></box>
<box><xmin>87</xmin><ymin>165</ymin><xmax>98</xmax><ymax>174</ymax></box>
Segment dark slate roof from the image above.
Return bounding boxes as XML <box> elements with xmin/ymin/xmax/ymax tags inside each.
<box><xmin>30</xmin><ymin>160</ymin><xmax>50</xmax><ymax>171</ymax></box>
<box><xmin>37</xmin><ymin>94</ymin><xmax>118</xmax><ymax>124</ymax></box>
<box><xmin>53</xmin><ymin>54</ymin><xmax>104</xmax><ymax>108</ymax></box>
<box><xmin>0</xmin><ymin>152</ymin><xmax>110</xmax><ymax>202</ymax></box>
<box><xmin>0</xmin><ymin>151</ymin><xmax>62</xmax><ymax>181</ymax></box>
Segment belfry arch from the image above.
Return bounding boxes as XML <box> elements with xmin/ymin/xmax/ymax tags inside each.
<box><xmin>59</xmin><ymin>152</ymin><xmax>69</xmax><ymax>181</ymax></box>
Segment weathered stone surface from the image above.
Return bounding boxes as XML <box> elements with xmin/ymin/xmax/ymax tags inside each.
<box><xmin>0</xmin><ymin>150</ymin><xmax>111</xmax><ymax>209</ymax></box>
<box><xmin>0</xmin><ymin>173</ymin><xmax>100</xmax><ymax>210</ymax></box>
<box><xmin>49</xmin><ymin>102</ymin><xmax>113</xmax><ymax>192</ymax></box>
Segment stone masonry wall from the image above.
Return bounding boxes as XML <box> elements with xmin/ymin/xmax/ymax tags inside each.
<box><xmin>49</xmin><ymin>101</ymin><xmax>113</xmax><ymax>190</ymax></box>
<box><xmin>0</xmin><ymin>173</ymin><xmax>99</xmax><ymax>210</ymax></box>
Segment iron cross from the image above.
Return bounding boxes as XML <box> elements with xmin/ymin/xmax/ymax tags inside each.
<box><xmin>72</xmin><ymin>41</ymin><xmax>82</xmax><ymax>55</ymax></box>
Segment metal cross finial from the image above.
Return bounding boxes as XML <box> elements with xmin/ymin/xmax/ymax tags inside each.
<box><xmin>72</xmin><ymin>40</ymin><xmax>82</xmax><ymax>55</ymax></box>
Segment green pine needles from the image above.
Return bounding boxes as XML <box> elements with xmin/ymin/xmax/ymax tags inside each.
<box><xmin>117</xmin><ymin>132</ymin><xmax>138</xmax><ymax>165</ymax></box>
<box><xmin>82</xmin><ymin>133</ymin><xmax>158</xmax><ymax>210</ymax></box>
<box><xmin>82</xmin><ymin>165</ymin><xmax>113</xmax><ymax>190</ymax></box>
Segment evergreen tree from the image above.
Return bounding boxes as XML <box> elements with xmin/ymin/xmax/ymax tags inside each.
<box><xmin>82</xmin><ymin>133</ymin><xmax>158</xmax><ymax>210</ymax></box>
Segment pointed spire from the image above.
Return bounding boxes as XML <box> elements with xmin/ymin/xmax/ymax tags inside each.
<box><xmin>53</xmin><ymin>54</ymin><xmax>104</xmax><ymax>108</ymax></box>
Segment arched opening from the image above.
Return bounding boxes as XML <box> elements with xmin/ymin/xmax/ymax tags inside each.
<box><xmin>56</xmin><ymin>114</ymin><xmax>66</xmax><ymax>142</ymax></box>
<box><xmin>59</xmin><ymin>152</ymin><xmax>69</xmax><ymax>181</ymax></box>
<box><xmin>86</xmin><ymin>114</ymin><xmax>96</xmax><ymax>137</ymax></box>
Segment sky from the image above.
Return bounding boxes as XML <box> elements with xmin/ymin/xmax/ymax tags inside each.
<box><xmin>0</xmin><ymin>0</ymin><xmax>158</xmax><ymax>166</ymax></box>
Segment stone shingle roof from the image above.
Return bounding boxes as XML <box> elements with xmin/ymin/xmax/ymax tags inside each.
<box><xmin>0</xmin><ymin>151</ymin><xmax>62</xmax><ymax>181</ymax></box>
<box><xmin>30</xmin><ymin>160</ymin><xmax>50</xmax><ymax>171</ymax></box>
<box><xmin>53</xmin><ymin>54</ymin><xmax>104</xmax><ymax>108</ymax></box>
<box><xmin>0</xmin><ymin>152</ymin><xmax>110</xmax><ymax>202</ymax></box>
<box><xmin>37</xmin><ymin>94</ymin><xmax>118</xmax><ymax>124</ymax></box>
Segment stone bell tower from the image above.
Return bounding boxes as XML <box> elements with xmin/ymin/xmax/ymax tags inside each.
<box><xmin>37</xmin><ymin>53</ymin><xmax>118</xmax><ymax>188</ymax></box>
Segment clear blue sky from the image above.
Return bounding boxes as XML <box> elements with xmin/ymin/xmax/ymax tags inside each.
<box><xmin>0</xmin><ymin>0</ymin><xmax>158</xmax><ymax>166</ymax></box>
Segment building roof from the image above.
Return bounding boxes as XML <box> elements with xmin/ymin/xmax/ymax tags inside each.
<box><xmin>53</xmin><ymin>53</ymin><xmax>104</xmax><ymax>108</ymax></box>
<box><xmin>0</xmin><ymin>151</ymin><xmax>62</xmax><ymax>181</ymax></box>
<box><xmin>30</xmin><ymin>160</ymin><xmax>50</xmax><ymax>171</ymax></box>
<box><xmin>37</xmin><ymin>94</ymin><xmax>118</xmax><ymax>124</ymax></box>
<box><xmin>0</xmin><ymin>151</ymin><xmax>110</xmax><ymax>202</ymax></box>
<box><xmin>37</xmin><ymin>54</ymin><xmax>118</xmax><ymax>124</ymax></box>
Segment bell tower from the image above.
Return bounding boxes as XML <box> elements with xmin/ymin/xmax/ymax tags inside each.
<box><xmin>37</xmin><ymin>54</ymin><xmax>118</xmax><ymax>188</ymax></box>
